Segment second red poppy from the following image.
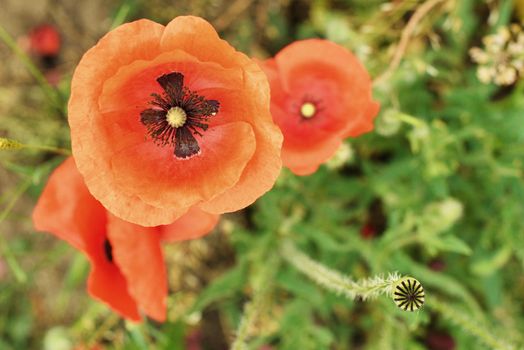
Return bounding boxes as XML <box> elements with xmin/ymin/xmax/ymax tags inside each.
<box><xmin>259</xmin><ymin>39</ymin><xmax>380</xmax><ymax>175</ymax></box>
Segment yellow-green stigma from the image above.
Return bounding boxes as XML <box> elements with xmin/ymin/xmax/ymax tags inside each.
<box><xmin>166</xmin><ymin>106</ymin><xmax>187</xmax><ymax>128</ymax></box>
<box><xmin>300</xmin><ymin>102</ymin><xmax>316</xmax><ymax>118</ymax></box>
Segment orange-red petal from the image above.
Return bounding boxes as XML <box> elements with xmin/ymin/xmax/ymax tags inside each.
<box><xmin>106</xmin><ymin>215</ymin><xmax>167</xmax><ymax>322</ymax></box>
<box><xmin>68</xmin><ymin>20</ymin><xmax>174</xmax><ymax>226</ymax></box>
<box><xmin>110</xmin><ymin>122</ymin><xmax>256</xmax><ymax>210</ymax></box>
<box><xmin>160</xmin><ymin>207</ymin><xmax>219</xmax><ymax>242</ymax></box>
<box><xmin>32</xmin><ymin>157</ymin><xmax>140</xmax><ymax>321</ymax></box>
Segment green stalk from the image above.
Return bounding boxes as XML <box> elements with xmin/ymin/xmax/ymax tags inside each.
<box><xmin>429</xmin><ymin>297</ymin><xmax>517</xmax><ymax>350</ymax></box>
<box><xmin>281</xmin><ymin>240</ymin><xmax>402</xmax><ymax>301</ymax></box>
<box><xmin>230</xmin><ymin>255</ymin><xmax>278</xmax><ymax>350</ymax></box>
<box><xmin>0</xmin><ymin>137</ymin><xmax>71</xmax><ymax>155</ymax></box>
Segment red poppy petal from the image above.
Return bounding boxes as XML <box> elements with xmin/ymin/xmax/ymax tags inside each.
<box><xmin>275</xmin><ymin>39</ymin><xmax>371</xmax><ymax>93</ymax></box>
<box><xmin>160</xmin><ymin>16</ymin><xmax>242</xmax><ymax>69</ymax></box>
<box><xmin>160</xmin><ymin>207</ymin><xmax>219</xmax><ymax>242</ymax></box>
<box><xmin>99</xmin><ymin>50</ymin><xmax>243</xmax><ymax>115</ymax></box>
<box><xmin>87</xmin><ymin>258</ymin><xmax>141</xmax><ymax>321</ymax></box>
<box><xmin>69</xmin><ymin>20</ymin><xmax>169</xmax><ymax>226</ymax></box>
<box><xmin>32</xmin><ymin>157</ymin><xmax>106</xmax><ymax>252</ymax></box>
<box><xmin>32</xmin><ymin>158</ymin><xmax>140</xmax><ymax>321</ymax></box>
<box><xmin>198</xmin><ymin>71</ymin><xmax>283</xmax><ymax>214</ymax></box>
<box><xmin>110</xmin><ymin>122</ymin><xmax>256</xmax><ymax>211</ymax></box>
<box><xmin>106</xmin><ymin>215</ymin><xmax>167</xmax><ymax>322</ymax></box>
<box><xmin>282</xmin><ymin>137</ymin><xmax>341</xmax><ymax>175</ymax></box>
<box><xmin>342</xmin><ymin>100</ymin><xmax>380</xmax><ymax>138</ymax></box>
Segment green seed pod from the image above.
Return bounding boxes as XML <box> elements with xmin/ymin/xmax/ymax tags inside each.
<box><xmin>392</xmin><ymin>277</ymin><xmax>424</xmax><ymax>311</ymax></box>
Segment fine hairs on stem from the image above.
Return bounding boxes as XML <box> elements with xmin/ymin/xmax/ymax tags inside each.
<box><xmin>281</xmin><ymin>240</ymin><xmax>409</xmax><ymax>302</ymax></box>
<box><xmin>230</xmin><ymin>255</ymin><xmax>278</xmax><ymax>350</ymax></box>
<box><xmin>429</xmin><ymin>297</ymin><xmax>517</xmax><ymax>350</ymax></box>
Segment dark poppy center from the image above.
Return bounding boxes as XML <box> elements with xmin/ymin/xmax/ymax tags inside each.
<box><xmin>103</xmin><ymin>239</ymin><xmax>113</xmax><ymax>262</ymax></box>
<box><xmin>140</xmin><ymin>72</ymin><xmax>220</xmax><ymax>159</ymax></box>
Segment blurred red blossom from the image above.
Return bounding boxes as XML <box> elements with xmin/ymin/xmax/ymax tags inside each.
<box><xmin>29</xmin><ymin>24</ymin><xmax>61</xmax><ymax>57</ymax></box>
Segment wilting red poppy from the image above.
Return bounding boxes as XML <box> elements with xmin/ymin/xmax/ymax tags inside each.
<box><xmin>32</xmin><ymin>157</ymin><xmax>219</xmax><ymax>322</ymax></box>
<box><xmin>258</xmin><ymin>39</ymin><xmax>379</xmax><ymax>175</ymax></box>
<box><xmin>68</xmin><ymin>16</ymin><xmax>283</xmax><ymax>226</ymax></box>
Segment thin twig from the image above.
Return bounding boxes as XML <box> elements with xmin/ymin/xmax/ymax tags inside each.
<box><xmin>373</xmin><ymin>0</ymin><xmax>447</xmax><ymax>85</ymax></box>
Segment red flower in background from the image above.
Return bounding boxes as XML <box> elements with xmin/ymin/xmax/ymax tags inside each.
<box><xmin>32</xmin><ymin>157</ymin><xmax>219</xmax><ymax>322</ymax></box>
<box><xmin>259</xmin><ymin>39</ymin><xmax>379</xmax><ymax>175</ymax></box>
<box><xmin>68</xmin><ymin>16</ymin><xmax>282</xmax><ymax>227</ymax></box>
<box><xmin>29</xmin><ymin>24</ymin><xmax>61</xmax><ymax>57</ymax></box>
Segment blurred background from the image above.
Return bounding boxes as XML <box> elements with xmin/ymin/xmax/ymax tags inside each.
<box><xmin>1</xmin><ymin>0</ymin><xmax>524</xmax><ymax>349</ymax></box>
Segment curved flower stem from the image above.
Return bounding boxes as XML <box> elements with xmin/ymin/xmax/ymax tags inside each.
<box><xmin>281</xmin><ymin>240</ymin><xmax>403</xmax><ymax>301</ymax></box>
<box><xmin>429</xmin><ymin>297</ymin><xmax>517</xmax><ymax>350</ymax></box>
<box><xmin>0</xmin><ymin>137</ymin><xmax>71</xmax><ymax>156</ymax></box>
<box><xmin>373</xmin><ymin>0</ymin><xmax>447</xmax><ymax>85</ymax></box>
<box><xmin>230</xmin><ymin>254</ymin><xmax>278</xmax><ymax>350</ymax></box>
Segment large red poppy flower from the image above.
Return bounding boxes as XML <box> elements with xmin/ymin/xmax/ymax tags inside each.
<box><xmin>258</xmin><ymin>39</ymin><xmax>380</xmax><ymax>175</ymax></box>
<box><xmin>32</xmin><ymin>157</ymin><xmax>219</xmax><ymax>322</ymax></box>
<box><xmin>68</xmin><ymin>16</ymin><xmax>283</xmax><ymax>227</ymax></box>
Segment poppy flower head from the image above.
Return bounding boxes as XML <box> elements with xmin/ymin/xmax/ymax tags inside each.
<box><xmin>259</xmin><ymin>39</ymin><xmax>380</xmax><ymax>175</ymax></box>
<box><xmin>69</xmin><ymin>16</ymin><xmax>282</xmax><ymax>226</ymax></box>
<box><xmin>32</xmin><ymin>157</ymin><xmax>219</xmax><ymax>322</ymax></box>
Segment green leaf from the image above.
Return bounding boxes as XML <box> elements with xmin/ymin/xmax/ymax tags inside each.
<box><xmin>471</xmin><ymin>246</ymin><xmax>512</xmax><ymax>276</ymax></box>
<box><xmin>429</xmin><ymin>235</ymin><xmax>472</xmax><ymax>255</ymax></box>
<box><xmin>187</xmin><ymin>261</ymin><xmax>246</xmax><ymax>314</ymax></box>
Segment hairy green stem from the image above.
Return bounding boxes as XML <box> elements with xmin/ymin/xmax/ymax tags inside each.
<box><xmin>429</xmin><ymin>297</ymin><xmax>517</xmax><ymax>350</ymax></box>
<box><xmin>231</xmin><ymin>255</ymin><xmax>278</xmax><ymax>350</ymax></box>
<box><xmin>281</xmin><ymin>240</ymin><xmax>401</xmax><ymax>301</ymax></box>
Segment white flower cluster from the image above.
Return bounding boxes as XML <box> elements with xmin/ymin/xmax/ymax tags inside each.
<box><xmin>470</xmin><ymin>24</ymin><xmax>524</xmax><ymax>85</ymax></box>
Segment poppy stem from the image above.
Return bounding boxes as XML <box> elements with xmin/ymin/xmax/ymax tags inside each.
<box><xmin>281</xmin><ymin>240</ymin><xmax>418</xmax><ymax>305</ymax></box>
<box><xmin>428</xmin><ymin>297</ymin><xmax>517</xmax><ymax>350</ymax></box>
<box><xmin>0</xmin><ymin>137</ymin><xmax>71</xmax><ymax>156</ymax></box>
<box><xmin>230</xmin><ymin>254</ymin><xmax>279</xmax><ymax>350</ymax></box>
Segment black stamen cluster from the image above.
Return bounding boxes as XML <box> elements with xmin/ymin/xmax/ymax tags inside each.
<box><xmin>140</xmin><ymin>72</ymin><xmax>219</xmax><ymax>159</ymax></box>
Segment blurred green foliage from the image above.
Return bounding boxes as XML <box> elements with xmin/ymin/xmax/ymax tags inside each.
<box><xmin>1</xmin><ymin>0</ymin><xmax>524</xmax><ymax>349</ymax></box>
